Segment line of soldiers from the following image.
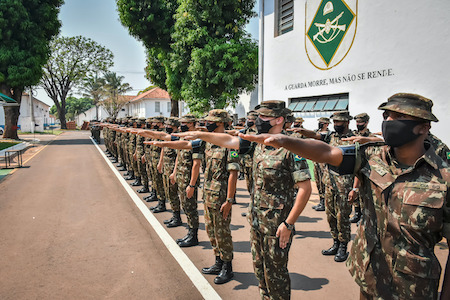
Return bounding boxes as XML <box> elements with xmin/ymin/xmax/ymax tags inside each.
<box><xmin>98</xmin><ymin>93</ymin><xmax>450</xmax><ymax>299</ymax></box>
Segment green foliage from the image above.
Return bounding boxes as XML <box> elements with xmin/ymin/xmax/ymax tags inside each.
<box><xmin>0</xmin><ymin>0</ymin><xmax>63</xmax><ymax>88</ymax></box>
<box><xmin>101</xmin><ymin>71</ymin><xmax>133</xmax><ymax>118</ymax></box>
<box><xmin>40</xmin><ymin>36</ymin><xmax>114</xmax><ymax>128</ymax></box>
<box><xmin>65</xmin><ymin>96</ymin><xmax>94</xmax><ymax>120</ymax></box>
<box><xmin>49</xmin><ymin>104</ymin><xmax>58</xmax><ymax>117</ymax></box>
<box><xmin>137</xmin><ymin>85</ymin><xmax>157</xmax><ymax>95</ymax></box>
<box><xmin>117</xmin><ymin>0</ymin><xmax>258</xmax><ymax>115</ymax></box>
<box><xmin>0</xmin><ymin>0</ymin><xmax>62</xmax><ymax>138</ymax></box>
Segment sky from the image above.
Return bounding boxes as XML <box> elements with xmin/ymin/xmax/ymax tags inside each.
<box><xmin>36</xmin><ymin>0</ymin><xmax>260</xmax><ymax>106</ymax></box>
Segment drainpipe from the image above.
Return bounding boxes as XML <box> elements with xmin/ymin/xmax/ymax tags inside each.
<box><xmin>30</xmin><ymin>87</ymin><xmax>35</xmax><ymax>133</ymax></box>
<box><xmin>258</xmin><ymin>0</ymin><xmax>264</xmax><ymax>104</ymax></box>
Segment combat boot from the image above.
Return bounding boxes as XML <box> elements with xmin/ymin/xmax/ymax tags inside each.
<box><xmin>125</xmin><ymin>171</ymin><xmax>135</xmax><ymax>180</ymax></box>
<box><xmin>176</xmin><ymin>228</ymin><xmax>191</xmax><ymax>243</ymax></box>
<box><xmin>350</xmin><ymin>207</ymin><xmax>362</xmax><ymax>223</ymax></box>
<box><xmin>137</xmin><ymin>186</ymin><xmax>149</xmax><ymax>193</ymax></box>
<box><xmin>166</xmin><ymin>211</ymin><xmax>182</xmax><ymax>228</ymax></box>
<box><xmin>116</xmin><ymin>162</ymin><xmax>123</xmax><ymax>167</ymax></box>
<box><xmin>111</xmin><ymin>157</ymin><xmax>118</xmax><ymax>163</ymax></box>
<box><xmin>131</xmin><ymin>177</ymin><xmax>142</xmax><ymax>186</ymax></box>
<box><xmin>118</xmin><ymin>166</ymin><xmax>127</xmax><ymax>172</ymax></box>
<box><xmin>322</xmin><ymin>239</ymin><xmax>340</xmax><ymax>256</ymax></box>
<box><xmin>202</xmin><ymin>256</ymin><xmax>223</xmax><ymax>275</ymax></box>
<box><xmin>334</xmin><ymin>242</ymin><xmax>349</xmax><ymax>262</ymax></box>
<box><xmin>314</xmin><ymin>198</ymin><xmax>325</xmax><ymax>211</ymax></box>
<box><xmin>214</xmin><ymin>261</ymin><xmax>234</xmax><ymax>284</ymax></box>
<box><xmin>178</xmin><ymin>228</ymin><xmax>198</xmax><ymax>247</ymax></box>
<box><xmin>151</xmin><ymin>200</ymin><xmax>166</xmax><ymax>213</ymax></box>
<box><xmin>145</xmin><ymin>191</ymin><xmax>158</xmax><ymax>202</ymax></box>
<box><xmin>164</xmin><ymin>216</ymin><xmax>175</xmax><ymax>224</ymax></box>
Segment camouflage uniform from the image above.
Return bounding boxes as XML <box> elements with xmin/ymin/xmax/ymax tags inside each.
<box><xmin>150</xmin><ymin>117</ymin><xmax>165</xmax><ymax>204</ymax></box>
<box><xmin>335</xmin><ymin>93</ymin><xmax>450</xmax><ymax>299</ymax></box>
<box><xmin>162</xmin><ymin>117</ymin><xmax>180</xmax><ymax>213</ymax></box>
<box><xmin>128</xmin><ymin>120</ymin><xmax>139</xmax><ymax>180</ymax></box>
<box><xmin>322</xmin><ymin>112</ymin><xmax>355</xmax><ymax>246</ymax></box>
<box><xmin>427</xmin><ymin>133</ymin><xmax>450</xmax><ymax>164</ymax></box>
<box><xmin>242</xmin><ymin>101</ymin><xmax>311</xmax><ymax>299</ymax></box>
<box><xmin>136</xmin><ymin>118</ymin><xmax>149</xmax><ymax>191</ymax></box>
<box><xmin>240</xmin><ymin>125</ymin><xmax>257</xmax><ymax>194</ymax></box>
<box><xmin>195</xmin><ymin>110</ymin><xmax>240</xmax><ymax>263</ymax></box>
<box><xmin>312</xmin><ymin>117</ymin><xmax>331</xmax><ymax>211</ymax></box>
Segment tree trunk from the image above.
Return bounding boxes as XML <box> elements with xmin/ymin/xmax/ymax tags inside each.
<box><xmin>58</xmin><ymin>105</ymin><xmax>67</xmax><ymax>129</ymax></box>
<box><xmin>95</xmin><ymin>105</ymin><xmax>99</xmax><ymax>121</ymax></box>
<box><xmin>1</xmin><ymin>84</ymin><xmax>22</xmax><ymax>139</ymax></box>
<box><xmin>170</xmin><ymin>99</ymin><xmax>179</xmax><ymax>117</ymax></box>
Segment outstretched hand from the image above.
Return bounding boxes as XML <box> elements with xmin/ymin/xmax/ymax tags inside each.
<box><xmin>238</xmin><ymin>133</ymin><xmax>286</xmax><ymax>149</ymax></box>
<box><xmin>172</xmin><ymin>131</ymin><xmax>203</xmax><ymax>140</ymax></box>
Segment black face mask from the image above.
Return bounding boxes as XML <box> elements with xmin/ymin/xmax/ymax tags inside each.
<box><xmin>180</xmin><ymin>125</ymin><xmax>189</xmax><ymax>132</ymax></box>
<box><xmin>246</xmin><ymin>121</ymin><xmax>254</xmax><ymax>128</ymax></box>
<box><xmin>318</xmin><ymin>123</ymin><xmax>325</xmax><ymax>129</ymax></box>
<box><xmin>293</xmin><ymin>124</ymin><xmax>301</xmax><ymax>128</ymax></box>
<box><xmin>255</xmin><ymin>117</ymin><xmax>273</xmax><ymax>134</ymax></box>
<box><xmin>153</xmin><ymin>125</ymin><xmax>159</xmax><ymax>131</ymax></box>
<box><xmin>165</xmin><ymin>127</ymin><xmax>173</xmax><ymax>134</ymax></box>
<box><xmin>382</xmin><ymin>120</ymin><xmax>422</xmax><ymax>147</ymax></box>
<box><xmin>356</xmin><ymin>124</ymin><xmax>366</xmax><ymax>131</ymax></box>
<box><xmin>334</xmin><ymin>125</ymin><xmax>346</xmax><ymax>134</ymax></box>
<box><xmin>206</xmin><ymin>122</ymin><xmax>218</xmax><ymax>132</ymax></box>
<box><xmin>198</xmin><ymin>122</ymin><xmax>205</xmax><ymax>127</ymax></box>
<box><xmin>146</xmin><ymin>123</ymin><xmax>151</xmax><ymax>129</ymax></box>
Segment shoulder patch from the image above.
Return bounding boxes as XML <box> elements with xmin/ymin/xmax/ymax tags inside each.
<box><xmin>294</xmin><ymin>154</ymin><xmax>305</xmax><ymax>162</ymax></box>
<box><xmin>230</xmin><ymin>150</ymin><xmax>239</xmax><ymax>158</ymax></box>
<box><xmin>447</xmin><ymin>152</ymin><xmax>450</xmax><ymax>160</ymax></box>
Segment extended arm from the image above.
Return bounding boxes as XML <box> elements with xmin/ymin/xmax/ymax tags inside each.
<box><xmin>139</xmin><ymin>130</ymin><xmax>172</xmax><ymax>140</ymax></box>
<box><xmin>174</xmin><ymin>131</ymin><xmax>240</xmax><ymax>149</ymax></box>
<box><xmin>239</xmin><ymin>133</ymin><xmax>343</xmax><ymax>166</ymax></box>
<box><xmin>144</xmin><ymin>140</ymin><xmax>192</xmax><ymax>150</ymax></box>
<box><xmin>186</xmin><ymin>159</ymin><xmax>201</xmax><ymax>199</ymax></box>
<box><xmin>440</xmin><ymin>242</ymin><xmax>450</xmax><ymax>299</ymax></box>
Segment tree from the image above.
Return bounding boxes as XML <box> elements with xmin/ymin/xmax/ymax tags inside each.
<box><xmin>80</xmin><ymin>74</ymin><xmax>106</xmax><ymax>121</ymax></box>
<box><xmin>65</xmin><ymin>97</ymin><xmax>94</xmax><ymax>121</ymax></box>
<box><xmin>40</xmin><ymin>36</ymin><xmax>114</xmax><ymax>129</ymax></box>
<box><xmin>101</xmin><ymin>71</ymin><xmax>133</xmax><ymax>119</ymax></box>
<box><xmin>0</xmin><ymin>0</ymin><xmax>63</xmax><ymax>139</ymax></box>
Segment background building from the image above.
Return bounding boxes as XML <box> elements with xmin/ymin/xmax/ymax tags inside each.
<box><xmin>259</xmin><ymin>0</ymin><xmax>449</xmax><ymax>142</ymax></box>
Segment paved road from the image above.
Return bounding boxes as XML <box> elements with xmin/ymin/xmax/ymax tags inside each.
<box><xmin>0</xmin><ymin>131</ymin><xmax>448</xmax><ymax>299</ymax></box>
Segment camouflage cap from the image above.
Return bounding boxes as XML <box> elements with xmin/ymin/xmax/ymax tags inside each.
<box><xmin>378</xmin><ymin>93</ymin><xmax>438</xmax><ymax>122</ymax></box>
<box><xmin>145</xmin><ymin>118</ymin><xmax>152</xmax><ymax>123</ymax></box>
<box><xmin>238</xmin><ymin>117</ymin><xmax>246</xmax><ymax>122</ymax></box>
<box><xmin>255</xmin><ymin>100</ymin><xmax>289</xmax><ymax>117</ymax></box>
<box><xmin>137</xmin><ymin>117</ymin><xmax>146</xmax><ymax>124</ymax></box>
<box><xmin>152</xmin><ymin>116</ymin><xmax>166</xmax><ymax>123</ymax></box>
<box><xmin>179</xmin><ymin>114</ymin><xmax>197</xmax><ymax>123</ymax></box>
<box><xmin>295</xmin><ymin>117</ymin><xmax>304</xmax><ymax>123</ymax></box>
<box><xmin>318</xmin><ymin>117</ymin><xmax>331</xmax><ymax>124</ymax></box>
<box><xmin>354</xmin><ymin>113</ymin><xmax>370</xmax><ymax>122</ymax></box>
<box><xmin>247</xmin><ymin>110</ymin><xmax>258</xmax><ymax>119</ymax></box>
<box><xmin>331</xmin><ymin>111</ymin><xmax>353</xmax><ymax>121</ymax></box>
<box><xmin>204</xmin><ymin>109</ymin><xmax>230</xmax><ymax>122</ymax></box>
<box><xmin>165</xmin><ymin>117</ymin><xmax>180</xmax><ymax>127</ymax></box>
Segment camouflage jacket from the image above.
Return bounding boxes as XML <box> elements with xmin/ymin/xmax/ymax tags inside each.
<box><xmin>195</xmin><ymin>141</ymin><xmax>240</xmax><ymax>208</ymax></box>
<box><xmin>162</xmin><ymin>146</ymin><xmax>178</xmax><ymax>175</ymax></box>
<box><xmin>340</xmin><ymin>142</ymin><xmax>450</xmax><ymax>299</ymax></box>
<box><xmin>353</xmin><ymin>129</ymin><xmax>375</xmax><ymax>137</ymax></box>
<box><xmin>136</xmin><ymin>134</ymin><xmax>145</xmax><ymax>156</ymax></box>
<box><xmin>240</xmin><ymin>137</ymin><xmax>311</xmax><ymax>233</ymax></box>
<box><xmin>427</xmin><ymin>133</ymin><xmax>450</xmax><ymax>164</ymax></box>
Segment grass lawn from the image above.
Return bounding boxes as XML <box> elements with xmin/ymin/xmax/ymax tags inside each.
<box><xmin>307</xmin><ymin>159</ymin><xmax>315</xmax><ymax>181</ymax></box>
<box><xmin>0</xmin><ymin>141</ymin><xmax>20</xmax><ymax>151</ymax></box>
<box><xmin>18</xmin><ymin>130</ymin><xmax>64</xmax><ymax>135</ymax></box>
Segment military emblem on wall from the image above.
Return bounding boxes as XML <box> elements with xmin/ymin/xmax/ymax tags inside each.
<box><xmin>305</xmin><ymin>0</ymin><xmax>357</xmax><ymax>70</ymax></box>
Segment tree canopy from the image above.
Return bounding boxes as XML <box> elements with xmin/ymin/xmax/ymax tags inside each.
<box><xmin>0</xmin><ymin>0</ymin><xmax>63</xmax><ymax>138</ymax></box>
<box><xmin>101</xmin><ymin>71</ymin><xmax>133</xmax><ymax>119</ymax></box>
<box><xmin>116</xmin><ymin>0</ymin><xmax>258</xmax><ymax>115</ymax></box>
<box><xmin>40</xmin><ymin>35</ymin><xmax>114</xmax><ymax>129</ymax></box>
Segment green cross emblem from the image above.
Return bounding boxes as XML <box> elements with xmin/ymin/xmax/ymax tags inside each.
<box><xmin>306</xmin><ymin>0</ymin><xmax>355</xmax><ymax>66</ymax></box>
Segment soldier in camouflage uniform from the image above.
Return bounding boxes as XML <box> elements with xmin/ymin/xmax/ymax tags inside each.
<box><xmin>176</xmin><ymin>102</ymin><xmax>312</xmax><ymax>298</ymax></box>
<box><xmin>134</xmin><ymin>118</ymin><xmax>149</xmax><ymax>194</ymax></box>
<box><xmin>143</xmin><ymin>118</ymin><xmax>158</xmax><ymax>201</ymax></box>
<box><xmin>163</xmin><ymin>109</ymin><xmax>240</xmax><ymax>285</ymax></box>
<box><xmin>240</xmin><ymin>111</ymin><xmax>258</xmax><ymax>194</ymax></box>
<box><xmin>312</xmin><ymin>117</ymin><xmax>330</xmax><ymax>211</ymax></box>
<box><xmin>149</xmin><ymin>116</ymin><xmax>167</xmax><ymax>213</ymax></box>
<box><xmin>242</xmin><ymin>93</ymin><xmax>450</xmax><ymax>300</ymax></box>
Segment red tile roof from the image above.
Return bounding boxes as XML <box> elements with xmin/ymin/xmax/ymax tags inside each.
<box><xmin>131</xmin><ymin>87</ymin><xmax>170</xmax><ymax>102</ymax></box>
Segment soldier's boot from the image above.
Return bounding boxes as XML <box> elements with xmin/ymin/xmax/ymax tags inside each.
<box><xmin>118</xmin><ymin>166</ymin><xmax>127</xmax><ymax>171</ymax></box>
<box><xmin>214</xmin><ymin>261</ymin><xmax>234</xmax><ymax>284</ymax></box>
<box><xmin>350</xmin><ymin>207</ymin><xmax>362</xmax><ymax>223</ymax></box>
<box><xmin>151</xmin><ymin>200</ymin><xmax>166</xmax><ymax>213</ymax></box>
<box><xmin>314</xmin><ymin>198</ymin><xmax>325</xmax><ymax>211</ymax></box>
<box><xmin>322</xmin><ymin>239</ymin><xmax>340</xmax><ymax>256</ymax></box>
<box><xmin>131</xmin><ymin>177</ymin><xmax>142</xmax><ymax>186</ymax></box>
<box><xmin>164</xmin><ymin>216</ymin><xmax>175</xmax><ymax>225</ymax></box>
<box><xmin>145</xmin><ymin>191</ymin><xmax>158</xmax><ymax>202</ymax></box>
<box><xmin>202</xmin><ymin>256</ymin><xmax>223</xmax><ymax>275</ymax></box>
<box><xmin>116</xmin><ymin>162</ymin><xmax>123</xmax><ymax>167</ymax></box>
<box><xmin>178</xmin><ymin>228</ymin><xmax>198</xmax><ymax>247</ymax></box>
<box><xmin>166</xmin><ymin>211</ymin><xmax>182</xmax><ymax>228</ymax></box>
<box><xmin>111</xmin><ymin>157</ymin><xmax>118</xmax><ymax>163</ymax></box>
<box><xmin>334</xmin><ymin>242</ymin><xmax>349</xmax><ymax>262</ymax></box>
<box><xmin>137</xmin><ymin>184</ymin><xmax>149</xmax><ymax>193</ymax></box>
<box><xmin>125</xmin><ymin>171</ymin><xmax>135</xmax><ymax>180</ymax></box>
<box><xmin>238</xmin><ymin>172</ymin><xmax>244</xmax><ymax>180</ymax></box>
<box><xmin>176</xmin><ymin>228</ymin><xmax>191</xmax><ymax>243</ymax></box>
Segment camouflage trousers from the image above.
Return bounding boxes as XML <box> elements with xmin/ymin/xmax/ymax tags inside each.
<box><xmin>251</xmin><ymin>226</ymin><xmax>293</xmax><ymax>300</ymax></box>
<box><xmin>241</xmin><ymin>154</ymin><xmax>253</xmax><ymax>194</ymax></box>
<box><xmin>129</xmin><ymin>147</ymin><xmax>139</xmax><ymax>175</ymax></box>
<box><xmin>150</xmin><ymin>158</ymin><xmax>164</xmax><ymax>200</ymax></box>
<box><xmin>144</xmin><ymin>151</ymin><xmax>153</xmax><ymax>185</ymax></box>
<box><xmin>163</xmin><ymin>172</ymin><xmax>179</xmax><ymax>211</ymax></box>
<box><xmin>325</xmin><ymin>174</ymin><xmax>353</xmax><ymax>243</ymax></box>
<box><xmin>204</xmin><ymin>204</ymin><xmax>233</xmax><ymax>262</ymax></box>
<box><xmin>313</xmin><ymin>162</ymin><xmax>326</xmax><ymax>200</ymax></box>
<box><xmin>138</xmin><ymin>153</ymin><xmax>148</xmax><ymax>185</ymax></box>
<box><xmin>178</xmin><ymin>179</ymin><xmax>199</xmax><ymax>229</ymax></box>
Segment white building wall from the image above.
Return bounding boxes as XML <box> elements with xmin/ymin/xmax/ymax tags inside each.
<box><xmin>17</xmin><ymin>95</ymin><xmax>50</xmax><ymax>132</ymax></box>
<box><xmin>262</xmin><ymin>0</ymin><xmax>450</xmax><ymax>143</ymax></box>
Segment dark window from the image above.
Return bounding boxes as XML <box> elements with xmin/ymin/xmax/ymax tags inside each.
<box><xmin>289</xmin><ymin>93</ymin><xmax>349</xmax><ymax>113</ymax></box>
<box><xmin>276</xmin><ymin>0</ymin><xmax>294</xmax><ymax>36</ymax></box>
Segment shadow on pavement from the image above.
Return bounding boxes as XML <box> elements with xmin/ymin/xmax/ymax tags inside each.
<box><xmin>51</xmin><ymin>139</ymin><xmax>93</xmax><ymax>146</ymax></box>
<box><xmin>295</xmin><ymin>230</ymin><xmax>331</xmax><ymax>239</ymax></box>
<box><xmin>297</xmin><ymin>215</ymin><xmax>322</xmax><ymax>223</ymax></box>
<box><xmin>233</xmin><ymin>241</ymin><xmax>251</xmax><ymax>253</ymax></box>
<box><xmin>291</xmin><ymin>272</ymin><xmax>329</xmax><ymax>291</ymax></box>
<box><xmin>232</xmin><ymin>272</ymin><xmax>259</xmax><ymax>290</ymax></box>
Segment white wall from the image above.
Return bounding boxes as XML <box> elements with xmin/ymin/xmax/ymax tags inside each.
<box><xmin>17</xmin><ymin>95</ymin><xmax>50</xmax><ymax>132</ymax></box>
<box><xmin>262</xmin><ymin>0</ymin><xmax>450</xmax><ymax>143</ymax></box>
